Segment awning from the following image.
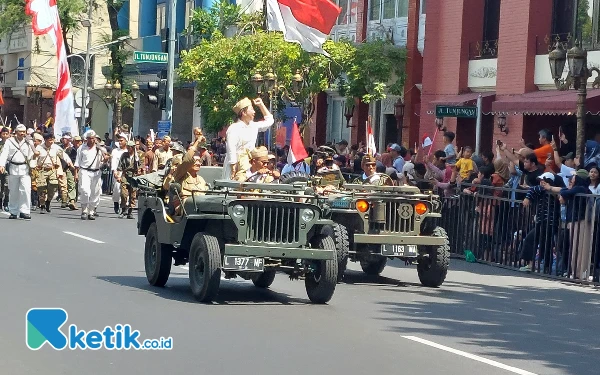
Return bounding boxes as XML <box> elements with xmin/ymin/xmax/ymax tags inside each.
<box><xmin>492</xmin><ymin>90</ymin><xmax>600</xmax><ymax>115</ymax></box>
<box><xmin>430</xmin><ymin>92</ymin><xmax>496</xmax><ymax>113</ymax></box>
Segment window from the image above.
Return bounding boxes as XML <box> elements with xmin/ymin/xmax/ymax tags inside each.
<box><xmin>68</xmin><ymin>55</ymin><xmax>94</xmax><ymax>88</ymax></box>
<box><xmin>550</xmin><ymin>0</ymin><xmax>600</xmax><ymax>51</ymax></box>
<box><xmin>483</xmin><ymin>0</ymin><xmax>500</xmax><ymax>41</ymax></box>
<box><xmin>370</xmin><ymin>0</ymin><xmax>381</xmax><ymax>21</ymax></box>
<box><xmin>383</xmin><ymin>0</ymin><xmax>395</xmax><ymax>19</ymax></box>
<box><xmin>397</xmin><ymin>0</ymin><xmax>409</xmax><ymax>17</ymax></box>
<box><xmin>17</xmin><ymin>57</ymin><xmax>24</xmax><ymax>81</ymax></box>
<box><xmin>156</xmin><ymin>4</ymin><xmax>166</xmax><ymax>35</ymax></box>
<box><xmin>420</xmin><ymin>0</ymin><xmax>426</xmax><ymax>14</ymax></box>
<box><xmin>370</xmin><ymin>0</ymin><xmax>408</xmax><ymax>22</ymax></box>
<box><xmin>337</xmin><ymin>0</ymin><xmax>349</xmax><ymax>24</ymax></box>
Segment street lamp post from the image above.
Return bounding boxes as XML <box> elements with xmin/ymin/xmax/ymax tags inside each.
<box><xmin>79</xmin><ymin>0</ymin><xmax>93</xmax><ymax>135</ymax></box>
<box><xmin>104</xmin><ymin>80</ymin><xmax>139</xmax><ymax>132</ymax></box>
<box><xmin>548</xmin><ymin>40</ymin><xmax>600</xmax><ymax>160</ymax></box>
<box><xmin>250</xmin><ymin>70</ymin><xmax>303</xmax><ymax>150</ymax></box>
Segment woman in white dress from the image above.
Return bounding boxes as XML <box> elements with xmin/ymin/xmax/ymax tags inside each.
<box><xmin>222</xmin><ymin>97</ymin><xmax>274</xmax><ymax>179</ymax></box>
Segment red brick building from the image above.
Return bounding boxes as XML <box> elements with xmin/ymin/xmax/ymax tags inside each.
<box><xmin>417</xmin><ymin>0</ymin><xmax>600</xmax><ymax>154</ymax></box>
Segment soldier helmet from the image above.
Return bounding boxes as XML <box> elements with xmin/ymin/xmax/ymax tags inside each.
<box><xmin>362</xmin><ymin>154</ymin><xmax>376</xmax><ymax>165</ymax></box>
<box><xmin>171</xmin><ymin>142</ymin><xmax>185</xmax><ymax>154</ymax></box>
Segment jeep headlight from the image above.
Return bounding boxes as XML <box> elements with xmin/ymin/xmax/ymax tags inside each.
<box><xmin>301</xmin><ymin>209</ymin><xmax>315</xmax><ymax>222</ymax></box>
<box><xmin>232</xmin><ymin>204</ymin><xmax>245</xmax><ymax>217</ymax></box>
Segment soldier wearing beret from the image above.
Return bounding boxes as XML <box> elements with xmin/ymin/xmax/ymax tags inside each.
<box><xmin>116</xmin><ymin>140</ymin><xmax>142</xmax><ymax>219</ymax></box>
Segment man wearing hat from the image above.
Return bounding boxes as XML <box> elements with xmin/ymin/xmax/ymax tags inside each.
<box><xmin>59</xmin><ymin>133</ymin><xmax>78</xmax><ymax>210</ymax></box>
<box><xmin>110</xmin><ymin>132</ymin><xmax>129</xmax><ymax>214</ymax></box>
<box><xmin>75</xmin><ymin>130</ymin><xmax>104</xmax><ymax>220</ymax></box>
<box><xmin>0</xmin><ymin>124</ymin><xmax>39</xmax><ymax>219</ymax></box>
<box><xmin>0</xmin><ymin>126</ymin><xmax>10</xmax><ymax>211</ymax></box>
<box><xmin>152</xmin><ymin>135</ymin><xmax>173</xmax><ymax>172</ymax></box>
<box><xmin>116</xmin><ymin>140</ymin><xmax>142</xmax><ymax>219</ymax></box>
<box><xmin>34</xmin><ymin>132</ymin><xmax>73</xmax><ymax>213</ymax></box>
<box><xmin>360</xmin><ymin>154</ymin><xmax>391</xmax><ymax>185</ymax></box>
<box><xmin>223</xmin><ymin>97</ymin><xmax>274</xmax><ymax>180</ymax></box>
<box><xmin>30</xmin><ymin>132</ymin><xmax>43</xmax><ymax>211</ymax></box>
<box><xmin>234</xmin><ymin>146</ymin><xmax>275</xmax><ymax>183</ymax></box>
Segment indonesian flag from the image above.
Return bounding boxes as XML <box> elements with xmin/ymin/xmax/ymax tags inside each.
<box><xmin>287</xmin><ymin>119</ymin><xmax>308</xmax><ymax>164</ymax></box>
<box><xmin>267</xmin><ymin>0</ymin><xmax>341</xmax><ymax>55</ymax></box>
<box><xmin>422</xmin><ymin>133</ymin><xmax>433</xmax><ymax>148</ymax></box>
<box><xmin>26</xmin><ymin>0</ymin><xmax>77</xmax><ymax>137</ymax></box>
<box><xmin>367</xmin><ymin>121</ymin><xmax>376</xmax><ymax>156</ymax></box>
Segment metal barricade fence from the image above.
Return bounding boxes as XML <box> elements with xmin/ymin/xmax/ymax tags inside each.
<box><xmin>439</xmin><ymin>183</ymin><xmax>600</xmax><ymax>284</ymax></box>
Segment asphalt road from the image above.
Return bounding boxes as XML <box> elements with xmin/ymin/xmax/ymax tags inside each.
<box><xmin>1</xmin><ymin>197</ymin><xmax>599</xmax><ymax>375</ymax></box>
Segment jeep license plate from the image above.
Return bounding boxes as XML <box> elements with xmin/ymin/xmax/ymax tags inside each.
<box><xmin>381</xmin><ymin>245</ymin><xmax>417</xmax><ymax>256</ymax></box>
<box><xmin>222</xmin><ymin>256</ymin><xmax>264</xmax><ymax>272</ymax></box>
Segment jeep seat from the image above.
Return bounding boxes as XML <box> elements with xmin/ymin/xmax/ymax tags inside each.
<box><xmin>182</xmin><ymin>194</ymin><xmax>226</xmax><ymax>215</ymax></box>
<box><xmin>198</xmin><ymin>166</ymin><xmax>224</xmax><ymax>188</ymax></box>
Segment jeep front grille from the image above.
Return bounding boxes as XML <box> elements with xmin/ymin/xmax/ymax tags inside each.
<box><xmin>383</xmin><ymin>201</ymin><xmax>415</xmax><ymax>233</ymax></box>
<box><xmin>246</xmin><ymin>204</ymin><xmax>301</xmax><ymax>243</ymax></box>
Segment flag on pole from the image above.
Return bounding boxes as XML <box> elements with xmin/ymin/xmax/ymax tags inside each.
<box><xmin>266</xmin><ymin>0</ymin><xmax>341</xmax><ymax>55</ymax></box>
<box><xmin>26</xmin><ymin>0</ymin><xmax>77</xmax><ymax>137</ymax></box>
<box><xmin>287</xmin><ymin>118</ymin><xmax>308</xmax><ymax>164</ymax></box>
<box><xmin>0</xmin><ymin>89</ymin><xmax>4</xmax><ymax>106</ymax></box>
<box><xmin>422</xmin><ymin>133</ymin><xmax>433</xmax><ymax>148</ymax></box>
<box><xmin>367</xmin><ymin>120</ymin><xmax>376</xmax><ymax>156</ymax></box>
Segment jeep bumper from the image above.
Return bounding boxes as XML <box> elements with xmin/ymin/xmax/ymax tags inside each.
<box><xmin>225</xmin><ymin>244</ymin><xmax>336</xmax><ymax>260</ymax></box>
<box><xmin>353</xmin><ymin>234</ymin><xmax>446</xmax><ymax>246</ymax></box>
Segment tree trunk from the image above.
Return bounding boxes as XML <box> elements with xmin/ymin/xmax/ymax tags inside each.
<box><xmin>62</xmin><ymin>28</ymin><xmax>71</xmax><ymax>56</ymax></box>
<box><xmin>107</xmin><ymin>2</ymin><xmax>123</xmax><ymax>82</ymax></box>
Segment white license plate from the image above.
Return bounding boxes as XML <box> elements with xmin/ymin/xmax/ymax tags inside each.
<box><xmin>381</xmin><ymin>244</ymin><xmax>417</xmax><ymax>256</ymax></box>
<box><xmin>222</xmin><ymin>256</ymin><xmax>264</xmax><ymax>272</ymax></box>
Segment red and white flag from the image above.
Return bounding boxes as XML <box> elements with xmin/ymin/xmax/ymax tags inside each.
<box><xmin>367</xmin><ymin>121</ymin><xmax>376</xmax><ymax>156</ymax></box>
<box><xmin>267</xmin><ymin>0</ymin><xmax>341</xmax><ymax>55</ymax></box>
<box><xmin>422</xmin><ymin>133</ymin><xmax>433</xmax><ymax>148</ymax></box>
<box><xmin>26</xmin><ymin>0</ymin><xmax>77</xmax><ymax>137</ymax></box>
<box><xmin>287</xmin><ymin>119</ymin><xmax>308</xmax><ymax>164</ymax></box>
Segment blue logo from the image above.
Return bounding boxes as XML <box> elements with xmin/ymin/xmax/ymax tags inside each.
<box><xmin>26</xmin><ymin>308</ymin><xmax>173</xmax><ymax>351</ymax></box>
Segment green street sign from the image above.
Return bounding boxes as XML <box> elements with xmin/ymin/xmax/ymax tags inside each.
<box><xmin>133</xmin><ymin>51</ymin><xmax>168</xmax><ymax>63</ymax></box>
<box><xmin>436</xmin><ymin>105</ymin><xmax>477</xmax><ymax>118</ymax></box>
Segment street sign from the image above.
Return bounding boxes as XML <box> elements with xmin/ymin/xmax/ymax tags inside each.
<box><xmin>75</xmin><ymin>108</ymin><xmax>89</xmax><ymax>118</ymax></box>
<box><xmin>133</xmin><ymin>51</ymin><xmax>168</xmax><ymax>64</ymax></box>
<box><xmin>157</xmin><ymin>120</ymin><xmax>171</xmax><ymax>139</ymax></box>
<box><xmin>74</xmin><ymin>90</ymin><xmax>90</xmax><ymax>107</ymax></box>
<box><xmin>435</xmin><ymin>105</ymin><xmax>477</xmax><ymax>118</ymax></box>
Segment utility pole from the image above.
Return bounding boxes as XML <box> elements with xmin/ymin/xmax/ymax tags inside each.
<box><xmin>80</xmin><ymin>0</ymin><xmax>93</xmax><ymax>135</ymax></box>
<box><xmin>165</xmin><ymin>0</ymin><xmax>177</xmax><ymax>122</ymax></box>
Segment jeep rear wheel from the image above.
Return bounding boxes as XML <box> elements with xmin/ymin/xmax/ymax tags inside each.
<box><xmin>321</xmin><ymin>224</ymin><xmax>349</xmax><ymax>281</ymax></box>
<box><xmin>417</xmin><ymin>226</ymin><xmax>450</xmax><ymax>287</ymax></box>
<box><xmin>144</xmin><ymin>222</ymin><xmax>172</xmax><ymax>287</ymax></box>
<box><xmin>360</xmin><ymin>257</ymin><xmax>387</xmax><ymax>275</ymax></box>
<box><xmin>305</xmin><ymin>235</ymin><xmax>338</xmax><ymax>304</ymax></box>
<box><xmin>189</xmin><ymin>233</ymin><xmax>222</xmax><ymax>302</ymax></box>
<box><xmin>251</xmin><ymin>270</ymin><xmax>276</xmax><ymax>288</ymax></box>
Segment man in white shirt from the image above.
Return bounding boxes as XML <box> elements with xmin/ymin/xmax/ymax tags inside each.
<box><xmin>35</xmin><ymin>132</ymin><xmax>73</xmax><ymax>213</ymax></box>
<box><xmin>110</xmin><ymin>133</ymin><xmax>128</xmax><ymax>214</ymax></box>
<box><xmin>0</xmin><ymin>124</ymin><xmax>39</xmax><ymax>219</ymax></box>
<box><xmin>223</xmin><ymin>97</ymin><xmax>274</xmax><ymax>180</ymax></box>
<box><xmin>75</xmin><ymin>130</ymin><xmax>105</xmax><ymax>220</ymax></box>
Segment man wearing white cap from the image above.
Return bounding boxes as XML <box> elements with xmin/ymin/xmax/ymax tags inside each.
<box><xmin>0</xmin><ymin>124</ymin><xmax>39</xmax><ymax>219</ymax></box>
<box><xmin>75</xmin><ymin>130</ymin><xmax>104</xmax><ymax>220</ymax></box>
<box><xmin>110</xmin><ymin>133</ymin><xmax>128</xmax><ymax>214</ymax></box>
<box><xmin>223</xmin><ymin>97</ymin><xmax>273</xmax><ymax>180</ymax></box>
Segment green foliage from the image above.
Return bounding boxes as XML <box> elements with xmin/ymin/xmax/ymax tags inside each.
<box><xmin>179</xmin><ymin>31</ymin><xmax>406</xmax><ymax>133</ymax></box>
<box><xmin>0</xmin><ymin>0</ymin><xmax>28</xmax><ymax>38</ymax></box>
<box><xmin>187</xmin><ymin>0</ymin><xmax>243</xmax><ymax>41</ymax></box>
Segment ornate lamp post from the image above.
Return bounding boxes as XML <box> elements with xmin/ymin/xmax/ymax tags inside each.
<box><xmin>104</xmin><ymin>80</ymin><xmax>139</xmax><ymax>132</ymax></box>
<box><xmin>548</xmin><ymin>41</ymin><xmax>600</xmax><ymax>160</ymax></box>
<box><xmin>250</xmin><ymin>70</ymin><xmax>303</xmax><ymax>150</ymax></box>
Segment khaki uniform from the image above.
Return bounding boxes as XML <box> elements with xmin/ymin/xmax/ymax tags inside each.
<box><xmin>171</xmin><ymin>152</ymin><xmax>208</xmax><ymax>215</ymax></box>
<box><xmin>117</xmin><ymin>151</ymin><xmax>142</xmax><ymax>215</ymax></box>
<box><xmin>152</xmin><ymin>148</ymin><xmax>173</xmax><ymax>172</ymax></box>
<box><xmin>35</xmin><ymin>144</ymin><xmax>65</xmax><ymax>206</ymax></box>
<box><xmin>0</xmin><ymin>139</ymin><xmax>9</xmax><ymax>208</ymax></box>
<box><xmin>234</xmin><ymin>169</ymin><xmax>274</xmax><ymax>184</ymax></box>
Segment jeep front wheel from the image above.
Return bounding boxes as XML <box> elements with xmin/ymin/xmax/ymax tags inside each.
<box><xmin>321</xmin><ymin>224</ymin><xmax>349</xmax><ymax>281</ymax></box>
<box><xmin>360</xmin><ymin>257</ymin><xmax>387</xmax><ymax>275</ymax></box>
<box><xmin>189</xmin><ymin>233</ymin><xmax>222</xmax><ymax>302</ymax></box>
<box><xmin>305</xmin><ymin>235</ymin><xmax>338</xmax><ymax>304</ymax></box>
<box><xmin>251</xmin><ymin>270</ymin><xmax>276</xmax><ymax>288</ymax></box>
<box><xmin>417</xmin><ymin>226</ymin><xmax>450</xmax><ymax>287</ymax></box>
<box><xmin>144</xmin><ymin>222</ymin><xmax>172</xmax><ymax>287</ymax></box>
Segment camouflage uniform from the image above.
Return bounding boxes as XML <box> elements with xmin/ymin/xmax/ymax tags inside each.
<box><xmin>117</xmin><ymin>142</ymin><xmax>142</xmax><ymax>218</ymax></box>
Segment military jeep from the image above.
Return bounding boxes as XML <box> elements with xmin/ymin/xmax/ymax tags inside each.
<box><xmin>136</xmin><ymin>172</ymin><xmax>339</xmax><ymax>304</ymax></box>
<box><xmin>325</xmin><ymin>183</ymin><xmax>450</xmax><ymax>287</ymax></box>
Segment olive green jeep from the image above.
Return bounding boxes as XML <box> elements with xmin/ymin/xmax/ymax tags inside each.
<box><xmin>136</xmin><ymin>171</ymin><xmax>339</xmax><ymax>304</ymax></box>
<box><xmin>325</xmin><ymin>183</ymin><xmax>450</xmax><ymax>287</ymax></box>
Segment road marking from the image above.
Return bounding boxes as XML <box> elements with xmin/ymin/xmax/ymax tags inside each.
<box><xmin>0</xmin><ymin>212</ymin><xmax>9</xmax><ymax>216</ymax></box>
<box><xmin>63</xmin><ymin>231</ymin><xmax>105</xmax><ymax>244</ymax></box>
<box><xmin>402</xmin><ymin>336</ymin><xmax>538</xmax><ymax>375</ymax></box>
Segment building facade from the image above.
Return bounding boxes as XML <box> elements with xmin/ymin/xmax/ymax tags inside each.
<box><xmin>420</xmin><ymin>0</ymin><xmax>600</xmax><ymax>155</ymax></box>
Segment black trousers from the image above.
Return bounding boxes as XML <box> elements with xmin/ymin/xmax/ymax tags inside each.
<box><xmin>0</xmin><ymin>172</ymin><xmax>8</xmax><ymax>207</ymax></box>
<box><xmin>519</xmin><ymin>221</ymin><xmax>555</xmax><ymax>265</ymax></box>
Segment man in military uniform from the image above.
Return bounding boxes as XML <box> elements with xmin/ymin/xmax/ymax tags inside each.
<box><xmin>152</xmin><ymin>135</ymin><xmax>173</xmax><ymax>172</ymax></box>
<box><xmin>116</xmin><ymin>140</ymin><xmax>142</xmax><ymax>219</ymax></box>
<box><xmin>234</xmin><ymin>146</ymin><xmax>276</xmax><ymax>183</ymax></box>
<box><xmin>110</xmin><ymin>133</ymin><xmax>128</xmax><ymax>213</ymax></box>
<box><xmin>35</xmin><ymin>133</ymin><xmax>73</xmax><ymax>213</ymax></box>
<box><xmin>30</xmin><ymin>133</ymin><xmax>43</xmax><ymax>211</ymax></box>
<box><xmin>58</xmin><ymin>134</ymin><xmax>78</xmax><ymax>210</ymax></box>
<box><xmin>0</xmin><ymin>126</ymin><xmax>10</xmax><ymax>211</ymax></box>
<box><xmin>359</xmin><ymin>154</ymin><xmax>392</xmax><ymax>186</ymax></box>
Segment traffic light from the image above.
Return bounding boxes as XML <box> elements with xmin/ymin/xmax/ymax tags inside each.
<box><xmin>147</xmin><ymin>79</ymin><xmax>167</xmax><ymax>110</ymax></box>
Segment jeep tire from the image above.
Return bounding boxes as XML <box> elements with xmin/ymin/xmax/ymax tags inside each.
<box><xmin>251</xmin><ymin>270</ymin><xmax>276</xmax><ymax>288</ymax></box>
<box><xmin>321</xmin><ymin>224</ymin><xmax>349</xmax><ymax>281</ymax></box>
<box><xmin>189</xmin><ymin>233</ymin><xmax>222</xmax><ymax>302</ymax></box>
<box><xmin>417</xmin><ymin>226</ymin><xmax>450</xmax><ymax>287</ymax></box>
<box><xmin>305</xmin><ymin>235</ymin><xmax>338</xmax><ymax>304</ymax></box>
<box><xmin>144</xmin><ymin>222</ymin><xmax>173</xmax><ymax>287</ymax></box>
